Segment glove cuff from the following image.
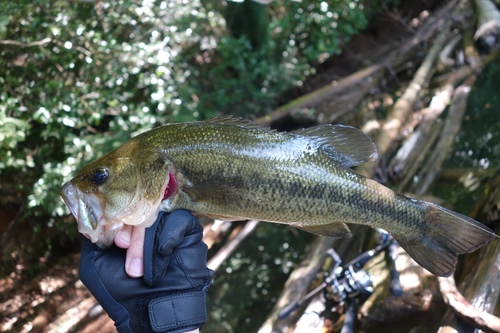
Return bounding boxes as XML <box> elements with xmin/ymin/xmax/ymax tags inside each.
<box><xmin>147</xmin><ymin>291</ymin><xmax>206</xmax><ymax>333</ymax></box>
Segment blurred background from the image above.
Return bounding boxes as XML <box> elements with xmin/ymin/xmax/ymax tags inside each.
<box><xmin>1</xmin><ymin>0</ymin><xmax>500</xmax><ymax>332</ymax></box>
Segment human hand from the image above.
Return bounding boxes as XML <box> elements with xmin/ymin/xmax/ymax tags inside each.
<box><xmin>114</xmin><ymin>224</ymin><xmax>146</xmax><ymax>278</ymax></box>
<box><xmin>79</xmin><ymin>210</ymin><xmax>213</xmax><ymax>333</ymax></box>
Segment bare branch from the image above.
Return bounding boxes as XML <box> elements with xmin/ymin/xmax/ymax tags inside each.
<box><xmin>0</xmin><ymin>37</ymin><xmax>52</xmax><ymax>47</ymax></box>
<box><xmin>207</xmin><ymin>220</ymin><xmax>260</xmax><ymax>271</ymax></box>
<box><xmin>438</xmin><ymin>275</ymin><xmax>500</xmax><ymax>333</ymax></box>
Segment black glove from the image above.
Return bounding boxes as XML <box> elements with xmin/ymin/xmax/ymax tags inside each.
<box><xmin>79</xmin><ymin>210</ymin><xmax>213</xmax><ymax>333</ymax></box>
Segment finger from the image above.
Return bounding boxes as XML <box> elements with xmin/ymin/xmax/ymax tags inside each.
<box><xmin>125</xmin><ymin>226</ymin><xmax>146</xmax><ymax>278</ymax></box>
<box><xmin>114</xmin><ymin>225</ymin><xmax>132</xmax><ymax>249</ymax></box>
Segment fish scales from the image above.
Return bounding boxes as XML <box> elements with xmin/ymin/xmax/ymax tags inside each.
<box><xmin>154</xmin><ymin>122</ymin><xmax>424</xmax><ymax>235</ymax></box>
<box><xmin>61</xmin><ymin>116</ymin><xmax>496</xmax><ymax>277</ymax></box>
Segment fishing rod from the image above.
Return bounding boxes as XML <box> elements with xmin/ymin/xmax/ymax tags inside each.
<box><xmin>278</xmin><ymin>232</ymin><xmax>402</xmax><ymax>333</ymax></box>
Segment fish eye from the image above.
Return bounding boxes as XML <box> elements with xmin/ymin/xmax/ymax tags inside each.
<box><xmin>91</xmin><ymin>167</ymin><xmax>109</xmax><ymax>186</ymax></box>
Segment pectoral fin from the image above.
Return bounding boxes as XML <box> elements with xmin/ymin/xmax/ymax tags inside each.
<box><xmin>293</xmin><ymin>222</ymin><xmax>352</xmax><ymax>238</ymax></box>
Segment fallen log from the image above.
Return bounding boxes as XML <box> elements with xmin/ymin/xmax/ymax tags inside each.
<box><xmin>412</xmin><ymin>75</ymin><xmax>476</xmax><ymax>195</ymax></box>
<box><xmin>464</xmin><ymin>16</ymin><xmax>482</xmax><ymax>69</ymax></box>
<box><xmin>388</xmin><ymin>57</ymin><xmax>478</xmax><ymax>191</ymax></box>
<box><xmin>438</xmin><ymin>33</ymin><xmax>462</xmax><ymax>71</ymax></box>
<box><xmin>257</xmin><ymin>235</ymin><xmax>337</xmax><ymax>333</ymax></box>
<box><xmin>357</xmin><ymin>97</ymin><xmax>381</xmax><ymax>137</ymax></box>
<box><xmin>469</xmin><ymin>173</ymin><xmax>500</xmax><ymax>220</ymax></box>
<box><xmin>474</xmin><ymin>0</ymin><xmax>500</xmax><ymax>52</ymax></box>
<box><xmin>357</xmin><ymin>20</ymin><xmax>453</xmax><ymax>177</ymax></box>
<box><xmin>257</xmin><ymin>0</ymin><xmax>458</xmax><ymax>127</ymax></box>
<box><xmin>314</xmin><ymin>68</ymin><xmax>386</xmax><ymax>124</ymax></box>
<box><xmin>437</xmin><ymin>167</ymin><xmax>486</xmax><ymax>182</ymax></box>
<box><xmin>437</xmin><ymin>169</ymin><xmax>500</xmax><ymax>332</ymax></box>
<box><xmin>393</xmin><ymin>121</ymin><xmax>443</xmax><ymax>192</ymax></box>
<box><xmin>438</xmin><ymin>271</ymin><xmax>500</xmax><ymax>333</ymax></box>
<box><xmin>358</xmin><ymin>242</ymin><xmax>439</xmax><ymax>329</ymax></box>
<box><xmin>258</xmin><ymin>64</ymin><xmax>385</xmax><ymax>126</ymax></box>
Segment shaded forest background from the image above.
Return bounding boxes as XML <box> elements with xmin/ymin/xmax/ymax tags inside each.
<box><xmin>1</xmin><ymin>0</ymin><xmax>500</xmax><ymax>332</ymax></box>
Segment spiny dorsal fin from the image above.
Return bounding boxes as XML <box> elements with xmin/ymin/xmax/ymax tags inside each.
<box><xmin>292</xmin><ymin>124</ymin><xmax>378</xmax><ymax>167</ymax></box>
<box><xmin>204</xmin><ymin>115</ymin><xmax>275</xmax><ymax>132</ymax></box>
<box><xmin>205</xmin><ymin>117</ymin><xmax>377</xmax><ymax>167</ymax></box>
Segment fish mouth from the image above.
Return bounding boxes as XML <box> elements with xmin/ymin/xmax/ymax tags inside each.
<box><xmin>61</xmin><ymin>182</ymin><xmax>112</xmax><ymax>248</ymax></box>
<box><xmin>61</xmin><ymin>170</ymin><xmax>172</xmax><ymax>248</ymax></box>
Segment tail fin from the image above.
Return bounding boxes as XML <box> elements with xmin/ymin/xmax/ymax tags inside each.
<box><xmin>394</xmin><ymin>203</ymin><xmax>495</xmax><ymax>277</ymax></box>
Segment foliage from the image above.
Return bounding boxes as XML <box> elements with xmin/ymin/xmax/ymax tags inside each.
<box><xmin>0</xmin><ymin>0</ymin><xmax>397</xmax><ymax>247</ymax></box>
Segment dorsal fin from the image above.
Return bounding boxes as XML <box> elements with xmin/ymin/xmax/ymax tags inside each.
<box><xmin>204</xmin><ymin>117</ymin><xmax>377</xmax><ymax>167</ymax></box>
<box><xmin>204</xmin><ymin>115</ymin><xmax>275</xmax><ymax>131</ymax></box>
<box><xmin>292</xmin><ymin>124</ymin><xmax>378</xmax><ymax>167</ymax></box>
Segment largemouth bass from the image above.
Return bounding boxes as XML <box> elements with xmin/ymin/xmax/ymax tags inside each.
<box><xmin>61</xmin><ymin>116</ymin><xmax>496</xmax><ymax>276</ymax></box>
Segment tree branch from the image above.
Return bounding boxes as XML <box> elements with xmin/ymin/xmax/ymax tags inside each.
<box><xmin>206</xmin><ymin>220</ymin><xmax>260</xmax><ymax>271</ymax></box>
<box><xmin>438</xmin><ymin>275</ymin><xmax>500</xmax><ymax>333</ymax></box>
<box><xmin>0</xmin><ymin>38</ymin><xmax>52</xmax><ymax>47</ymax></box>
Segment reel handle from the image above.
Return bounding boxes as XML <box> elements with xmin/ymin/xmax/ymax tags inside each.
<box><xmin>340</xmin><ymin>298</ymin><xmax>356</xmax><ymax>333</ymax></box>
<box><xmin>387</xmin><ymin>241</ymin><xmax>403</xmax><ymax>296</ymax></box>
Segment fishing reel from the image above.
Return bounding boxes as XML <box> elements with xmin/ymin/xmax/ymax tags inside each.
<box><xmin>278</xmin><ymin>232</ymin><xmax>402</xmax><ymax>333</ymax></box>
<box><xmin>324</xmin><ymin>250</ymin><xmax>374</xmax><ymax>305</ymax></box>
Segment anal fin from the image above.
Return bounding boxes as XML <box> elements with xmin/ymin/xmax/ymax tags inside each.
<box><xmin>293</xmin><ymin>222</ymin><xmax>352</xmax><ymax>238</ymax></box>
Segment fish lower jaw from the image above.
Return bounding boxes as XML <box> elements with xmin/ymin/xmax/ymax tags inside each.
<box><xmin>89</xmin><ymin>195</ymin><xmax>164</xmax><ymax>247</ymax></box>
<box><xmin>78</xmin><ymin>217</ymin><xmax>109</xmax><ymax>247</ymax></box>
